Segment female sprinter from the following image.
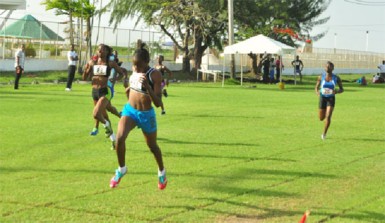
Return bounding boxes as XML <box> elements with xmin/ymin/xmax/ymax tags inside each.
<box><xmin>110</xmin><ymin>43</ymin><xmax>167</xmax><ymax>190</ymax></box>
<box><xmin>315</xmin><ymin>61</ymin><xmax>344</xmax><ymax>140</ymax></box>
<box><xmin>82</xmin><ymin>44</ymin><xmax>127</xmax><ymax>147</ymax></box>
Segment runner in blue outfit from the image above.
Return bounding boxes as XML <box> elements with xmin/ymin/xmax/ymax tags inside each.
<box><xmin>110</xmin><ymin>42</ymin><xmax>167</xmax><ymax>190</ymax></box>
<box><xmin>315</xmin><ymin>61</ymin><xmax>344</xmax><ymax>140</ymax></box>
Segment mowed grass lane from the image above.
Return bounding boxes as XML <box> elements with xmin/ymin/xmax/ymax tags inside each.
<box><xmin>0</xmin><ymin>81</ymin><xmax>384</xmax><ymax>222</ymax></box>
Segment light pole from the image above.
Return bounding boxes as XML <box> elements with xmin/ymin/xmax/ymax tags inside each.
<box><xmin>228</xmin><ymin>0</ymin><xmax>235</xmax><ymax>78</ymax></box>
<box><xmin>334</xmin><ymin>33</ymin><xmax>337</xmax><ymax>53</ymax></box>
<box><xmin>366</xmin><ymin>31</ymin><xmax>369</xmax><ymax>52</ymax></box>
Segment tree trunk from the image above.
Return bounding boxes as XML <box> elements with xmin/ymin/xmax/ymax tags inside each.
<box><xmin>230</xmin><ymin>55</ymin><xmax>235</xmax><ymax>79</ymax></box>
<box><xmin>87</xmin><ymin>18</ymin><xmax>92</xmax><ymax>58</ymax></box>
<box><xmin>182</xmin><ymin>28</ymin><xmax>190</xmax><ymax>72</ymax></box>
<box><xmin>69</xmin><ymin>10</ymin><xmax>74</xmax><ymax>45</ymax></box>
<box><xmin>193</xmin><ymin>35</ymin><xmax>207</xmax><ymax>71</ymax></box>
<box><xmin>248</xmin><ymin>53</ymin><xmax>258</xmax><ymax>75</ymax></box>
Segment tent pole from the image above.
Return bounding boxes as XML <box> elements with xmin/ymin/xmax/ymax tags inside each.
<box><xmin>294</xmin><ymin>52</ymin><xmax>297</xmax><ymax>85</ymax></box>
<box><xmin>280</xmin><ymin>53</ymin><xmax>282</xmax><ymax>82</ymax></box>
<box><xmin>222</xmin><ymin>54</ymin><xmax>226</xmax><ymax>87</ymax></box>
<box><xmin>240</xmin><ymin>53</ymin><xmax>243</xmax><ymax>86</ymax></box>
<box><xmin>39</xmin><ymin>22</ymin><xmax>42</xmax><ymax>59</ymax></box>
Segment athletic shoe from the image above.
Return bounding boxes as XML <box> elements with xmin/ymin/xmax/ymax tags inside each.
<box><xmin>163</xmin><ymin>89</ymin><xmax>168</xmax><ymax>97</ymax></box>
<box><xmin>161</xmin><ymin>110</ymin><xmax>166</xmax><ymax>115</ymax></box>
<box><xmin>90</xmin><ymin>128</ymin><xmax>98</xmax><ymax>136</ymax></box>
<box><xmin>104</xmin><ymin>122</ymin><xmax>113</xmax><ymax>138</ymax></box>
<box><xmin>65</xmin><ymin>88</ymin><xmax>71</xmax><ymax>91</ymax></box>
<box><xmin>321</xmin><ymin>134</ymin><xmax>326</xmax><ymax>140</ymax></box>
<box><xmin>110</xmin><ymin>169</ymin><xmax>126</xmax><ymax>188</ymax></box>
<box><xmin>158</xmin><ymin>173</ymin><xmax>167</xmax><ymax>190</ymax></box>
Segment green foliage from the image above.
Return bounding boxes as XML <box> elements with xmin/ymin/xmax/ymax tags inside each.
<box><xmin>224</xmin><ymin>78</ymin><xmax>241</xmax><ymax>85</ymax></box>
<box><xmin>25</xmin><ymin>44</ymin><xmax>36</xmax><ymax>58</ymax></box>
<box><xmin>234</xmin><ymin>0</ymin><xmax>331</xmax><ymax>46</ymax></box>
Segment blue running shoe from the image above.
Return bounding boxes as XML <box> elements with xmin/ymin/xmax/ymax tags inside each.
<box><xmin>90</xmin><ymin>128</ymin><xmax>98</xmax><ymax>136</ymax></box>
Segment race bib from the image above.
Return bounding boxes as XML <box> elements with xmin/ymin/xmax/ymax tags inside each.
<box><xmin>322</xmin><ymin>88</ymin><xmax>334</xmax><ymax>95</ymax></box>
<box><xmin>93</xmin><ymin>65</ymin><xmax>107</xmax><ymax>76</ymax></box>
<box><xmin>129</xmin><ymin>73</ymin><xmax>143</xmax><ymax>90</ymax></box>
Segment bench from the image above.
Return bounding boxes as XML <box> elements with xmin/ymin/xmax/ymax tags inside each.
<box><xmin>196</xmin><ymin>66</ymin><xmax>221</xmax><ymax>82</ymax></box>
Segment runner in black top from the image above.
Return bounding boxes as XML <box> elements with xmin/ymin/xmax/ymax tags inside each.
<box><xmin>155</xmin><ymin>55</ymin><xmax>173</xmax><ymax>115</ymax></box>
<box><xmin>291</xmin><ymin>55</ymin><xmax>304</xmax><ymax>83</ymax></box>
<box><xmin>82</xmin><ymin>44</ymin><xmax>127</xmax><ymax>148</ymax></box>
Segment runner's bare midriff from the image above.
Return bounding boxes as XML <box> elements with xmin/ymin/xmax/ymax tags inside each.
<box><xmin>92</xmin><ymin>76</ymin><xmax>108</xmax><ymax>88</ymax></box>
<box><xmin>128</xmin><ymin>90</ymin><xmax>152</xmax><ymax>111</ymax></box>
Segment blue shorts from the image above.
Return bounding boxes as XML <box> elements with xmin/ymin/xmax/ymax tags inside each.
<box><xmin>121</xmin><ymin>103</ymin><xmax>157</xmax><ymax>133</ymax></box>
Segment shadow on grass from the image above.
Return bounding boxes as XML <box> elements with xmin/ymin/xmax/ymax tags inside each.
<box><xmin>164</xmin><ymin>151</ymin><xmax>297</xmax><ymax>162</ymax></box>
<box><xmin>171</xmin><ymin>113</ymin><xmax>263</xmax><ymax>119</ymax></box>
<box><xmin>333</xmin><ymin>211</ymin><xmax>385</xmax><ymax>223</ymax></box>
<box><xmin>0</xmin><ymin>166</ymin><xmax>111</xmax><ymax>175</ymax></box>
<box><xmin>0</xmin><ymin>89</ymin><xmax>90</xmax><ymax>98</ymax></box>
<box><xmin>158</xmin><ymin>137</ymin><xmax>259</xmax><ymax>147</ymax></box>
<box><xmin>343</xmin><ymin>138</ymin><xmax>385</xmax><ymax>142</ymax></box>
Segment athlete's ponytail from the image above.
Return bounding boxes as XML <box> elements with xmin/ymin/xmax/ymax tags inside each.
<box><xmin>133</xmin><ymin>39</ymin><xmax>150</xmax><ymax>64</ymax></box>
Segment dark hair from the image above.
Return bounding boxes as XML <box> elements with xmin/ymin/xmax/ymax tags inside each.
<box><xmin>326</xmin><ymin>61</ymin><xmax>334</xmax><ymax>68</ymax></box>
<box><xmin>99</xmin><ymin>43</ymin><xmax>112</xmax><ymax>62</ymax></box>
<box><xmin>134</xmin><ymin>42</ymin><xmax>150</xmax><ymax>64</ymax></box>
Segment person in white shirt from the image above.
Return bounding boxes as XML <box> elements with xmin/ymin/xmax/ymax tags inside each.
<box><xmin>377</xmin><ymin>60</ymin><xmax>385</xmax><ymax>81</ymax></box>
<box><xmin>14</xmin><ymin>44</ymin><xmax>25</xmax><ymax>90</ymax></box>
<box><xmin>66</xmin><ymin>44</ymin><xmax>78</xmax><ymax>91</ymax></box>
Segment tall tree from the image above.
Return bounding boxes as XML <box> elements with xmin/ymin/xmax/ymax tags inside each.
<box><xmin>42</xmin><ymin>0</ymin><xmax>77</xmax><ymax>45</ymax></box>
<box><xmin>233</xmin><ymin>0</ymin><xmax>330</xmax><ymax>46</ymax></box>
<box><xmin>108</xmin><ymin>0</ymin><xmax>330</xmax><ymax>73</ymax></box>
<box><xmin>72</xmin><ymin>0</ymin><xmax>96</xmax><ymax>60</ymax></box>
<box><xmin>43</xmin><ymin>0</ymin><xmax>96</xmax><ymax>68</ymax></box>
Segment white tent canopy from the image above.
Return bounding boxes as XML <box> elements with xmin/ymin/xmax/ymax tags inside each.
<box><xmin>224</xmin><ymin>34</ymin><xmax>295</xmax><ymax>55</ymax></box>
<box><xmin>222</xmin><ymin>34</ymin><xmax>295</xmax><ymax>86</ymax></box>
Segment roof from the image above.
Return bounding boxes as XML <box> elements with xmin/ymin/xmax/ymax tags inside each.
<box><xmin>224</xmin><ymin>34</ymin><xmax>295</xmax><ymax>55</ymax></box>
<box><xmin>0</xmin><ymin>14</ymin><xmax>64</xmax><ymax>41</ymax></box>
<box><xmin>0</xmin><ymin>0</ymin><xmax>26</xmax><ymax>10</ymax></box>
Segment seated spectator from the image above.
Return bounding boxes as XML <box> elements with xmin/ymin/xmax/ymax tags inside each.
<box><xmin>372</xmin><ymin>74</ymin><xmax>381</xmax><ymax>83</ymax></box>
<box><xmin>356</xmin><ymin>76</ymin><xmax>367</xmax><ymax>86</ymax></box>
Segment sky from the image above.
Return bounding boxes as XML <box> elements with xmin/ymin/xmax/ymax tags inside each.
<box><xmin>2</xmin><ymin>0</ymin><xmax>385</xmax><ymax>54</ymax></box>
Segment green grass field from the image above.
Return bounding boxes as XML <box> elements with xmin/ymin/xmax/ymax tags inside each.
<box><xmin>0</xmin><ymin>77</ymin><xmax>384</xmax><ymax>222</ymax></box>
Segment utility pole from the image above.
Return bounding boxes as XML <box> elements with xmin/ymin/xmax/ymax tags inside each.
<box><xmin>366</xmin><ymin>31</ymin><xmax>369</xmax><ymax>52</ymax></box>
<box><xmin>228</xmin><ymin>0</ymin><xmax>235</xmax><ymax>78</ymax></box>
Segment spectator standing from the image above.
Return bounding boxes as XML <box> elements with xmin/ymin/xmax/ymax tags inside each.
<box><xmin>14</xmin><ymin>44</ymin><xmax>25</xmax><ymax>90</ymax></box>
<box><xmin>291</xmin><ymin>55</ymin><xmax>304</xmax><ymax>83</ymax></box>
<box><xmin>262</xmin><ymin>56</ymin><xmax>270</xmax><ymax>83</ymax></box>
<box><xmin>377</xmin><ymin>60</ymin><xmax>385</xmax><ymax>81</ymax></box>
<box><xmin>269</xmin><ymin>57</ymin><xmax>275</xmax><ymax>84</ymax></box>
<box><xmin>66</xmin><ymin>44</ymin><xmax>78</xmax><ymax>91</ymax></box>
<box><xmin>275</xmin><ymin>56</ymin><xmax>284</xmax><ymax>82</ymax></box>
